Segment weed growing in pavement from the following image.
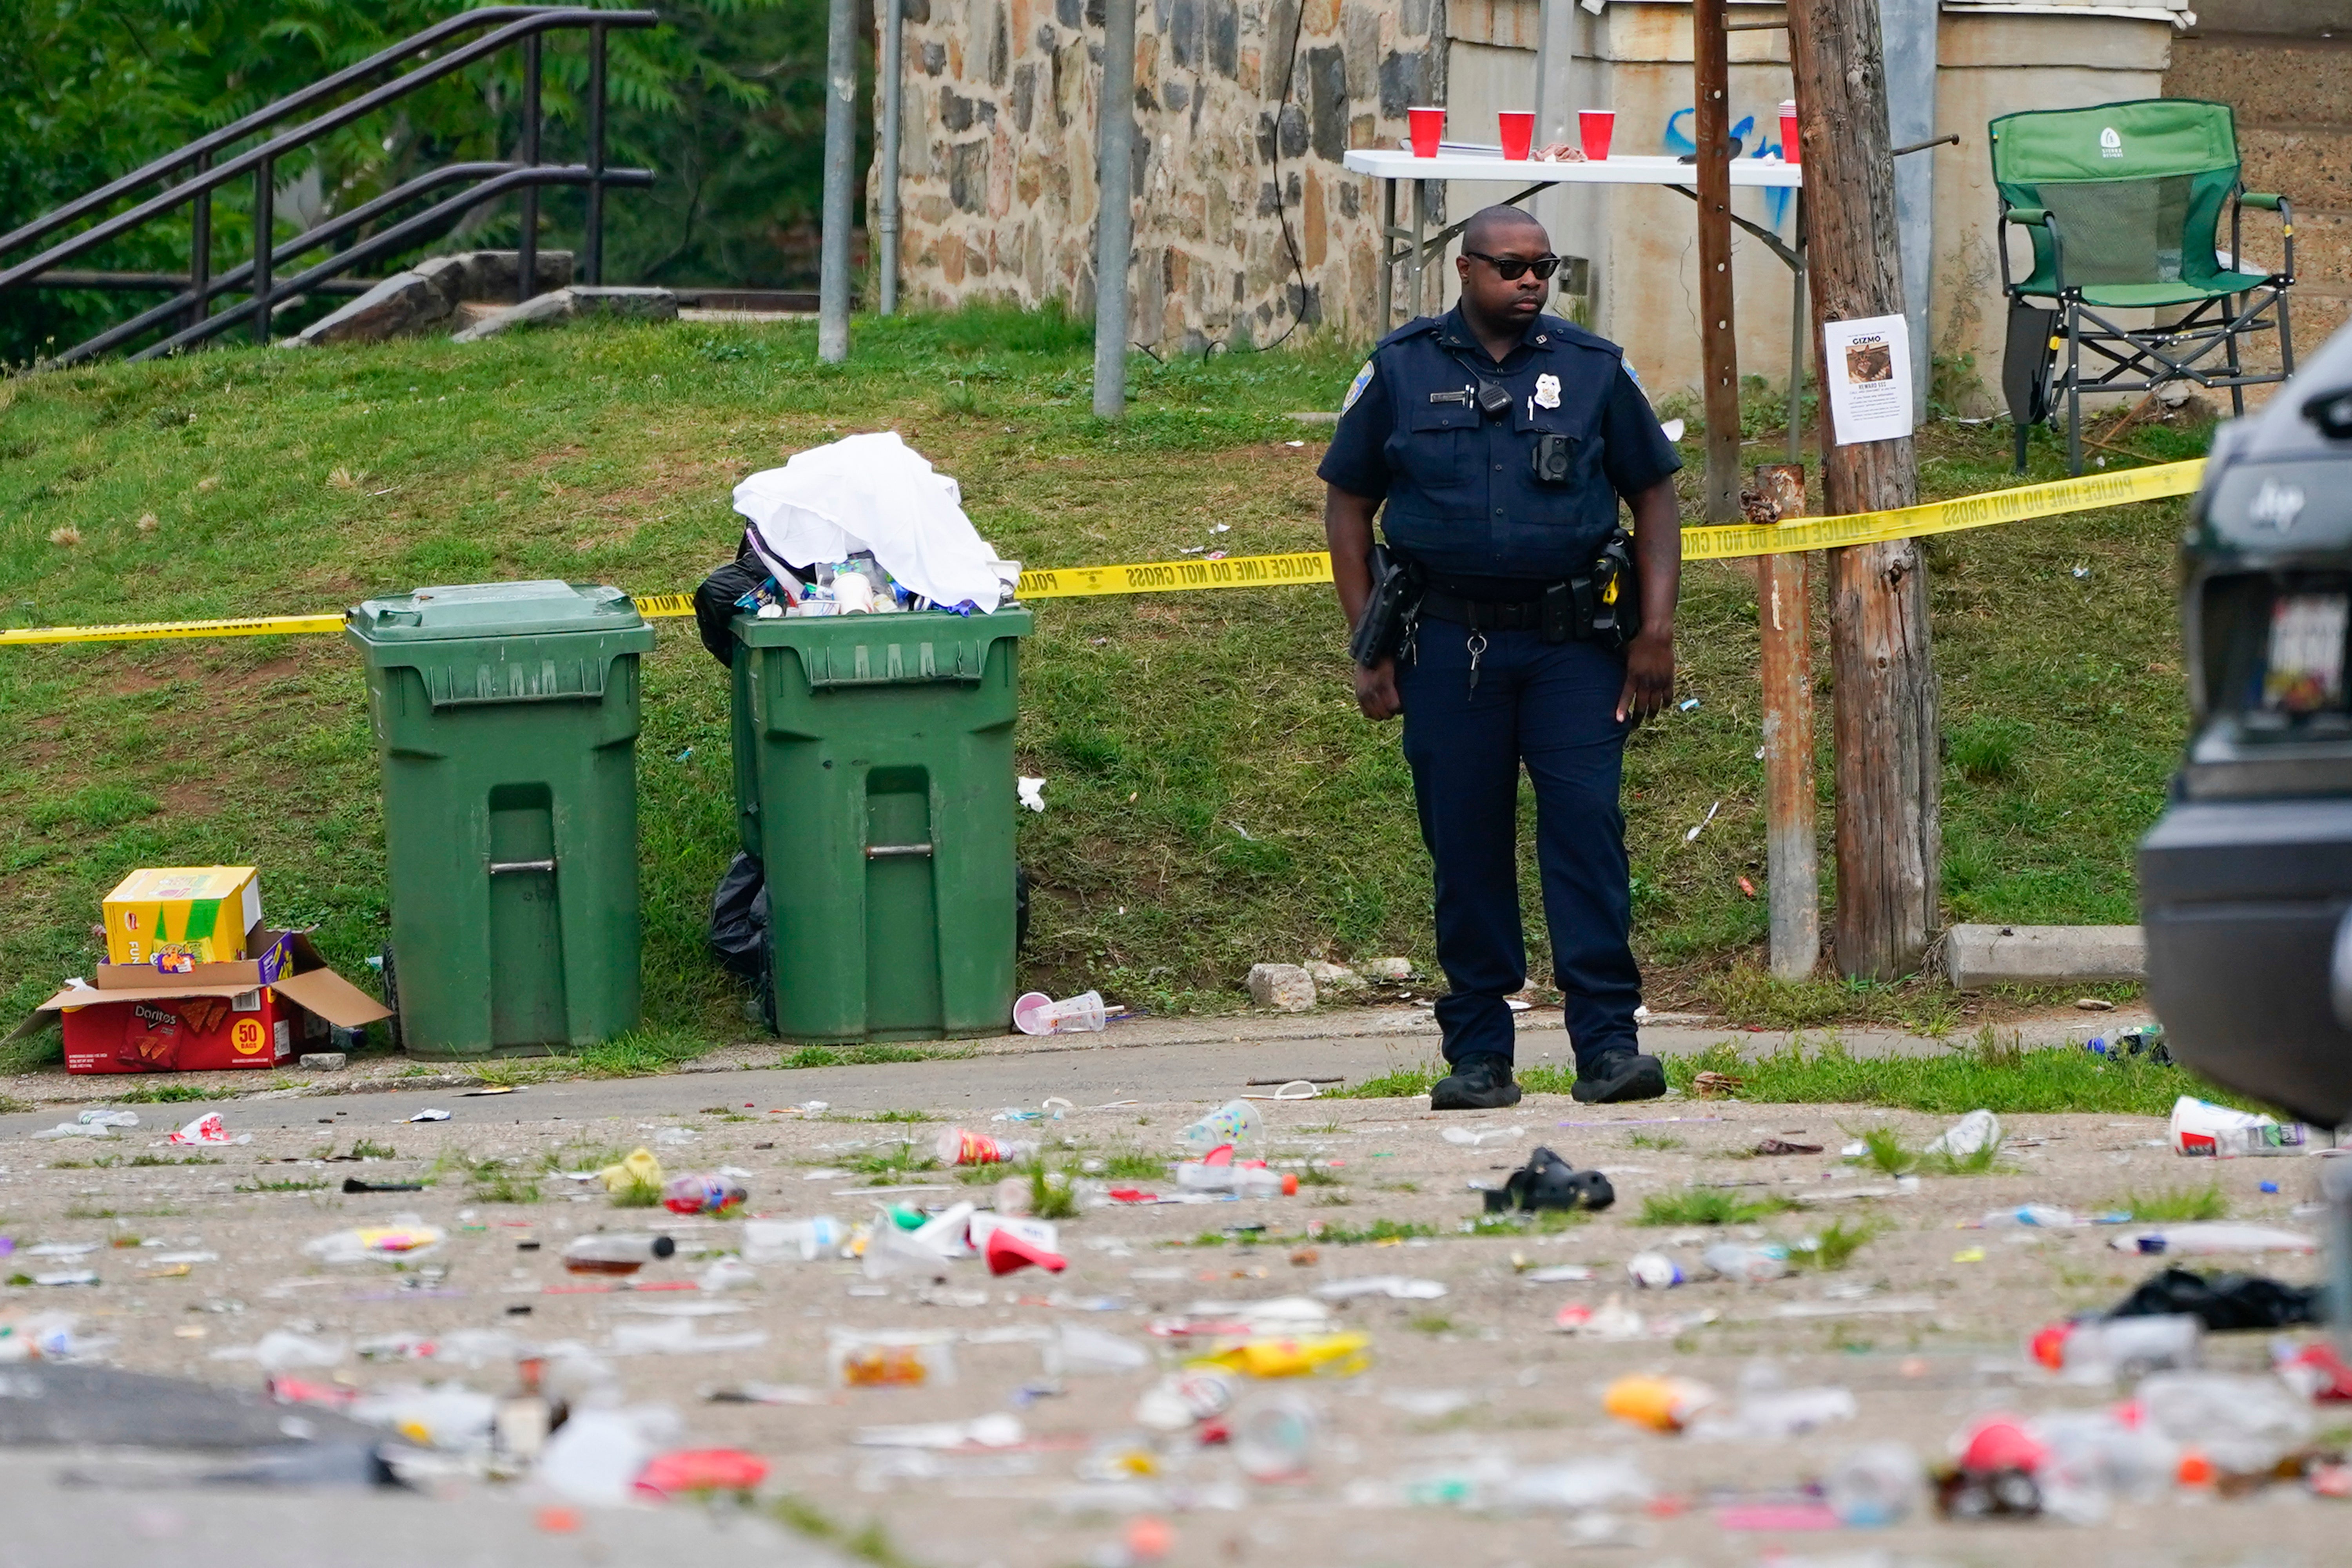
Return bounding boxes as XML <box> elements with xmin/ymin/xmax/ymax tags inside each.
<box><xmin>1627</xmin><ymin>1132</ymin><xmax>1685</xmax><ymax>1151</ymax></box>
<box><xmin>699</xmin><ymin>1105</ymin><xmax>757</xmax><ymax>1122</ymax></box>
<box><xmin>541</xmin><ymin>1140</ymin><xmax>629</xmax><ymax>1174</ymax></box>
<box><xmin>1314</xmin><ymin>1193</ymin><xmax>1354</xmax><ymax>1207</ymax></box>
<box><xmin>1408</xmin><ymin>1314</ymin><xmax>1456</xmax><ymax>1334</ymax></box>
<box><xmin>1638</xmin><ymin>1187</ymin><xmax>1798</xmax><ymax>1226</ymax></box>
<box><xmin>1332</xmin><ymin>1066</ymin><xmax>1439</xmax><ymax>1099</ymax></box>
<box><xmin>235</xmin><ymin>1177</ymin><xmax>327</xmax><ymax>1193</ymax></box>
<box><xmin>1301</xmin><ymin>1217</ymin><xmax>1438</xmax><ymax>1245</ymax></box>
<box><xmin>1849</xmin><ymin>1127</ymin><xmax>1919</xmax><ymax>1177</ymax></box>
<box><xmin>1025</xmin><ymin>1161</ymin><xmax>1080</xmax><ymax>1221</ymax></box>
<box><xmin>554</xmin><ymin>1027</ymin><xmax>712</xmax><ymax>1078</ymax></box>
<box><xmin>102</xmin><ymin>1084</ymin><xmax>232</xmax><ymax>1104</ymax></box>
<box><xmin>1289</xmin><ymin>1163</ymin><xmax>1342</xmax><ymax>1187</ymax></box>
<box><xmin>1095</xmin><ymin>1147</ymin><xmax>1169</xmax><ymax>1180</ymax></box>
<box><xmin>347</xmin><ymin>1139</ymin><xmax>397</xmax><ymax>1161</ymax></box>
<box><xmin>129</xmin><ymin>1153</ymin><xmax>223</xmax><ymax>1166</ymax></box>
<box><xmin>780</xmin><ymin>1044</ymin><xmax>965</xmax><ymax>1070</ymax></box>
<box><xmin>1921</xmin><ymin>1134</ymin><xmax>2011</xmax><ymax>1176</ymax></box>
<box><xmin>470</xmin><ymin>1159</ymin><xmax>543</xmax><ymax>1205</ymax></box>
<box><xmin>2116</xmin><ymin>1183</ymin><xmax>2228</xmax><ymax>1222</ymax></box>
<box><xmin>863</xmin><ymin>1109</ymin><xmax>940</xmax><ymax>1123</ymax></box>
<box><xmin>608</xmin><ymin>1174</ymin><xmax>663</xmax><ymax>1208</ymax></box>
<box><xmin>1791</xmin><ymin>1217</ymin><xmax>1887</xmax><ymax>1271</ymax></box>
<box><xmin>846</xmin><ymin>1139</ymin><xmax>940</xmax><ymax>1184</ymax></box>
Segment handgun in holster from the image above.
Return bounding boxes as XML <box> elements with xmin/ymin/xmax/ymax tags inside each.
<box><xmin>1348</xmin><ymin>544</ymin><xmax>1423</xmax><ymax>667</ymax></box>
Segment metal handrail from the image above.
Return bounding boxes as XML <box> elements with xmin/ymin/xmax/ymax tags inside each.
<box><xmin>3</xmin><ymin>6</ymin><xmax>656</xmax><ymax>361</ymax></box>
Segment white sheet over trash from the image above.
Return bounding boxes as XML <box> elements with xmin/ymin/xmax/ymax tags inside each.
<box><xmin>732</xmin><ymin>432</ymin><xmax>1016</xmax><ymax>613</ymax></box>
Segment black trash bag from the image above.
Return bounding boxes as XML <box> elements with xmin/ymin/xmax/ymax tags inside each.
<box><xmin>693</xmin><ymin>535</ymin><xmax>769</xmax><ymax>669</ymax></box>
<box><xmin>710</xmin><ymin>853</ymin><xmax>777</xmax><ymax>1033</ymax></box>
<box><xmin>2107</xmin><ymin>1265</ymin><xmax>2321</xmax><ymax>1331</ymax></box>
<box><xmin>710</xmin><ymin>852</ymin><xmax>769</xmax><ymax>981</ymax></box>
<box><xmin>1482</xmin><ymin>1145</ymin><xmax>1615</xmax><ymax>1214</ymax></box>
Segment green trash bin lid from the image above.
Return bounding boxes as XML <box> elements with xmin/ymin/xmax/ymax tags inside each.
<box><xmin>347</xmin><ymin>580</ymin><xmax>645</xmax><ymax>642</ymax></box>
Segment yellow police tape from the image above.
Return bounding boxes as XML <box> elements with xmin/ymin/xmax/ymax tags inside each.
<box><xmin>0</xmin><ymin>460</ymin><xmax>2204</xmax><ymax>647</ymax></box>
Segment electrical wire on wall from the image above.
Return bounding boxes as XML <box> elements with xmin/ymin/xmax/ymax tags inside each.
<box><xmin>1256</xmin><ymin>0</ymin><xmax>1312</xmax><ymax>352</ymax></box>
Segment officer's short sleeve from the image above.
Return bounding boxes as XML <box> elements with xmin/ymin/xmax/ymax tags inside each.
<box><xmin>1316</xmin><ymin>357</ymin><xmax>1393</xmax><ymax>500</ymax></box>
<box><xmin>1599</xmin><ymin>364</ymin><xmax>1683</xmax><ymax>500</ymax></box>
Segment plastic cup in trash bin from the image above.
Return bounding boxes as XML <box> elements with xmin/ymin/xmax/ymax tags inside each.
<box><xmin>1408</xmin><ymin>107</ymin><xmax>1445</xmax><ymax>159</ymax></box>
<box><xmin>1579</xmin><ymin>108</ymin><xmax>1615</xmax><ymax>161</ymax></box>
<box><xmin>1497</xmin><ymin>111</ymin><xmax>1535</xmax><ymax>161</ymax></box>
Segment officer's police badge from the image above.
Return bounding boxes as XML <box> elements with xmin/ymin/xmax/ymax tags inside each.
<box><xmin>1534</xmin><ymin>373</ymin><xmax>1561</xmax><ymax>409</ymax></box>
<box><xmin>1341</xmin><ymin>360</ymin><xmax>1375</xmax><ymax>414</ymax></box>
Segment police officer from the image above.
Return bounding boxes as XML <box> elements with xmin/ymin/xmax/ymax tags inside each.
<box><xmin>1319</xmin><ymin>205</ymin><xmax>1683</xmax><ymax>1111</ymax></box>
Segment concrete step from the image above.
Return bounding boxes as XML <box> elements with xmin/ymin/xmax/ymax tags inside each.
<box><xmin>2168</xmin><ymin>34</ymin><xmax>2352</xmax><ymax>127</ymax></box>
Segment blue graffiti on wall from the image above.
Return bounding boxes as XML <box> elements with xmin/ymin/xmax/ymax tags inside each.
<box><xmin>1662</xmin><ymin>108</ymin><xmax>1794</xmax><ymax>230</ymax></box>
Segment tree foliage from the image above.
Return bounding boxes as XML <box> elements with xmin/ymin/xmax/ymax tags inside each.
<box><xmin>0</xmin><ymin>0</ymin><xmax>851</xmax><ymax>361</ymax></box>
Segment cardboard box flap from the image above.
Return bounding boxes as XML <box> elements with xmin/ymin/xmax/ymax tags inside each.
<box><xmin>92</xmin><ymin>929</ymin><xmax>293</xmax><ymax>991</ymax></box>
<box><xmin>271</xmin><ymin>968</ymin><xmax>391</xmax><ymax>1029</ymax></box>
<box><xmin>39</xmin><ymin>979</ymin><xmax>264</xmax><ymax>1010</ymax></box>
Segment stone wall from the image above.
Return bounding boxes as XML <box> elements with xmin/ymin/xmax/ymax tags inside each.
<box><xmin>875</xmin><ymin>0</ymin><xmax>1447</xmax><ymax>347</ymax></box>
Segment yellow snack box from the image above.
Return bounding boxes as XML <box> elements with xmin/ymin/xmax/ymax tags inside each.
<box><xmin>102</xmin><ymin>866</ymin><xmax>263</xmax><ymax>970</ymax></box>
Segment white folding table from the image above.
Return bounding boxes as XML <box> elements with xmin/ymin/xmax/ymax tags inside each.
<box><xmin>1341</xmin><ymin>147</ymin><xmax>1809</xmax><ymax>459</ymax></box>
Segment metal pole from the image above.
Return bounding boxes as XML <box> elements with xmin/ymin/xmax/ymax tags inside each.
<box><xmin>586</xmin><ymin>23</ymin><xmax>607</xmax><ymax>286</ymax></box>
<box><xmin>1380</xmin><ymin>178</ymin><xmax>1396</xmax><ymax>330</ymax></box>
<box><xmin>189</xmin><ymin>152</ymin><xmax>212</xmax><ymax>336</ymax></box>
<box><xmin>1753</xmin><ymin>462</ymin><xmax>1820</xmax><ymax>981</ymax></box>
<box><xmin>818</xmin><ymin>0</ymin><xmax>858</xmax><ymax>363</ymax></box>
<box><xmin>878</xmin><ymin>0</ymin><xmax>903</xmax><ymax>315</ymax></box>
<box><xmin>252</xmin><ymin>158</ymin><xmax>274</xmax><ymax>346</ymax></box>
<box><xmin>1091</xmin><ymin>0</ymin><xmax>1136</xmax><ymax>417</ymax></box>
<box><xmin>519</xmin><ymin>32</ymin><xmax>541</xmax><ymax>303</ymax></box>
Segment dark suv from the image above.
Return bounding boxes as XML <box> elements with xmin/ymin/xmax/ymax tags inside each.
<box><xmin>2140</xmin><ymin>324</ymin><xmax>2352</xmax><ymax>1128</ymax></box>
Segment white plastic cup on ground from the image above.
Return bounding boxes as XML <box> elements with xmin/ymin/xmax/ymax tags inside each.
<box><xmin>1178</xmin><ymin>1097</ymin><xmax>1263</xmax><ymax>1151</ymax></box>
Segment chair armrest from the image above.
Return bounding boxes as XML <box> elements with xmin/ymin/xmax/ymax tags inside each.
<box><xmin>2004</xmin><ymin>207</ymin><xmax>2049</xmax><ymax>227</ymax></box>
<box><xmin>2241</xmin><ymin>192</ymin><xmax>2285</xmax><ymax>212</ymax></box>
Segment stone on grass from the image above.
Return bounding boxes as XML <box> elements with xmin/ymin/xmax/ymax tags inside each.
<box><xmin>1305</xmin><ymin>961</ymin><xmax>1367</xmax><ymax>994</ymax></box>
<box><xmin>1247</xmin><ymin>963</ymin><xmax>1318</xmax><ymax>1012</ymax></box>
<box><xmin>291</xmin><ymin>270</ymin><xmax>453</xmax><ymax>346</ymax></box>
<box><xmin>298</xmin><ymin>1052</ymin><xmax>347</xmax><ymax>1072</ymax></box>
<box><xmin>1366</xmin><ymin>956</ymin><xmax>1416</xmax><ymax>982</ymax></box>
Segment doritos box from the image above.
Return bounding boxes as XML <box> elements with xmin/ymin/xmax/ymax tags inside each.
<box><xmin>13</xmin><ymin>930</ymin><xmax>392</xmax><ymax>1075</ymax></box>
<box><xmin>103</xmin><ymin>866</ymin><xmax>263</xmax><ymax>970</ymax></box>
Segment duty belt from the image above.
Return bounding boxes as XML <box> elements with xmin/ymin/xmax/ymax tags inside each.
<box><xmin>1417</xmin><ymin>589</ymin><xmax>1555</xmax><ymax>633</ymax></box>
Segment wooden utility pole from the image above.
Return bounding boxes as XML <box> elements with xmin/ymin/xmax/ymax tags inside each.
<box><xmin>1693</xmin><ymin>0</ymin><xmax>1741</xmax><ymax>524</ymax></box>
<box><xmin>1751</xmin><ymin>464</ymin><xmax>1820</xmax><ymax>979</ymax></box>
<box><xmin>1785</xmin><ymin>0</ymin><xmax>1940</xmax><ymax>981</ymax></box>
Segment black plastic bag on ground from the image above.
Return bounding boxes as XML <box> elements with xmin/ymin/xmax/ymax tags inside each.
<box><xmin>2108</xmin><ymin>1265</ymin><xmax>2321</xmax><ymax>1331</ymax></box>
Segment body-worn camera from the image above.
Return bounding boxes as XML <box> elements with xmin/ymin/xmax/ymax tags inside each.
<box><xmin>1530</xmin><ymin>432</ymin><xmax>1577</xmax><ymax>485</ymax></box>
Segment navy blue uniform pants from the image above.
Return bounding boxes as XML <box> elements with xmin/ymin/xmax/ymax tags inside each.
<box><xmin>1396</xmin><ymin>622</ymin><xmax>1642</xmax><ymax>1072</ymax></box>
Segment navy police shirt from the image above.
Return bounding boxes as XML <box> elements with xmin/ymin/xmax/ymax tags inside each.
<box><xmin>1318</xmin><ymin>305</ymin><xmax>1681</xmax><ymax>595</ymax></box>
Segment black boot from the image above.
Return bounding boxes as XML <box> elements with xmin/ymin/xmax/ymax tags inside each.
<box><xmin>1570</xmin><ymin>1049</ymin><xmax>1667</xmax><ymax>1104</ymax></box>
<box><xmin>1430</xmin><ymin>1054</ymin><xmax>1523</xmax><ymax>1111</ymax></box>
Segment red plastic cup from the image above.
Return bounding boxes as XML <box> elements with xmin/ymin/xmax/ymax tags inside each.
<box><xmin>1408</xmin><ymin>106</ymin><xmax>1445</xmax><ymax>159</ymax></box>
<box><xmin>1498</xmin><ymin>110</ymin><xmax>1535</xmax><ymax>161</ymax></box>
<box><xmin>1578</xmin><ymin>108</ymin><xmax>1615</xmax><ymax>161</ymax></box>
<box><xmin>1780</xmin><ymin>100</ymin><xmax>1800</xmax><ymax>165</ymax></box>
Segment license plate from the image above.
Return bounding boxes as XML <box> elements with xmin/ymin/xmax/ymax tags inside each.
<box><xmin>2264</xmin><ymin>593</ymin><xmax>2349</xmax><ymax>713</ymax></box>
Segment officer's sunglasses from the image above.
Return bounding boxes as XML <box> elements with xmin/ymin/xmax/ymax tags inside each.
<box><xmin>1462</xmin><ymin>250</ymin><xmax>1564</xmax><ymax>281</ymax></box>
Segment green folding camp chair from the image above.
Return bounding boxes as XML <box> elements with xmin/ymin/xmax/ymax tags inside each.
<box><xmin>1990</xmin><ymin>98</ymin><xmax>2294</xmax><ymax>474</ymax></box>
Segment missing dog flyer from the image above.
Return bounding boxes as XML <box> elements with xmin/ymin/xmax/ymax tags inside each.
<box><xmin>1822</xmin><ymin>312</ymin><xmax>1914</xmax><ymax>445</ymax></box>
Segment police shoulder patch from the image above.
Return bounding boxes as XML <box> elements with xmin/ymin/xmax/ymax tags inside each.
<box><xmin>1340</xmin><ymin>360</ymin><xmax>1375</xmax><ymax>415</ymax></box>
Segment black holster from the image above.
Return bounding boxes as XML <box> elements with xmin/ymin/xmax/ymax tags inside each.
<box><xmin>1575</xmin><ymin>530</ymin><xmax>1642</xmax><ymax>650</ymax></box>
<box><xmin>1348</xmin><ymin>544</ymin><xmax>1423</xmax><ymax>667</ymax></box>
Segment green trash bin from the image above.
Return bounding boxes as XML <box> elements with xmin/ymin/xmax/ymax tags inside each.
<box><xmin>348</xmin><ymin>580</ymin><xmax>657</xmax><ymax>1058</ymax></box>
<box><xmin>732</xmin><ymin>607</ymin><xmax>1031</xmax><ymax>1042</ymax></box>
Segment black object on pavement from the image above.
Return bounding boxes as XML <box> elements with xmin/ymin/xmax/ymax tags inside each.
<box><xmin>2108</xmin><ymin>1265</ymin><xmax>2321</xmax><ymax>1331</ymax></box>
<box><xmin>1484</xmin><ymin>1146</ymin><xmax>1615</xmax><ymax>1214</ymax></box>
<box><xmin>340</xmin><ymin>1178</ymin><xmax>424</xmax><ymax>1194</ymax></box>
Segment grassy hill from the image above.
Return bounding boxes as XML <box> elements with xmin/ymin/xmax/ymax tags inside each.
<box><xmin>0</xmin><ymin>306</ymin><xmax>2208</xmax><ymax>1059</ymax></box>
